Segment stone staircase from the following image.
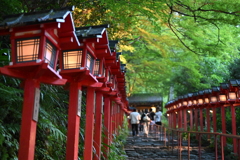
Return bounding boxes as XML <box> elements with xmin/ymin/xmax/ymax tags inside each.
<box><xmin>124</xmin><ymin>132</ymin><xmax>217</xmax><ymax>160</ymax></box>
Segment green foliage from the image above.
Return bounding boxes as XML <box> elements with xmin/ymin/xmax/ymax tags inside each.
<box><xmin>224</xmin><ymin>144</ymin><xmax>238</xmax><ymax>160</ymax></box>
<box><xmin>0</xmin><ymin>75</ymin><xmax>22</xmax><ymax>159</ymax></box>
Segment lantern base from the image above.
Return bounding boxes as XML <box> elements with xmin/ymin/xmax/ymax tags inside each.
<box><xmin>107</xmin><ymin>82</ymin><xmax>114</xmax><ymax>87</ymax></box>
<box><xmin>107</xmin><ymin>91</ymin><xmax>117</xmax><ymax>96</ymax></box>
<box><xmin>60</xmin><ymin>68</ymin><xmax>103</xmax><ymax>88</ymax></box>
<box><xmin>96</xmin><ymin>77</ymin><xmax>107</xmax><ymax>83</ymax></box>
<box><xmin>0</xmin><ymin>62</ymin><xmax>67</xmax><ymax>85</ymax></box>
<box><xmin>97</xmin><ymin>87</ymin><xmax>110</xmax><ymax>92</ymax></box>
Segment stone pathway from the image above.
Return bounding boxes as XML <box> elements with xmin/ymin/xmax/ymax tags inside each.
<box><xmin>124</xmin><ymin>131</ymin><xmax>217</xmax><ymax>160</ymax></box>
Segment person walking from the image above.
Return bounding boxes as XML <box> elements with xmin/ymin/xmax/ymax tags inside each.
<box><xmin>139</xmin><ymin>110</ymin><xmax>144</xmax><ymax>133</ymax></box>
<box><xmin>149</xmin><ymin>109</ymin><xmax>155</xmax><ymax>132</ymax></box>
<box><xmin>154</xmin><ymin>108</ymin><xmax>163</xmax><ymax>139</ymax></box>
<box><xmin>129</xmin><ymin>108</ymin><xmax>141</xmax><ymax>137</ymax></box>
<box><xmin>141</xmin><ymin>109</ymin><xmax>151</xmax><ymax>137</ymax></box>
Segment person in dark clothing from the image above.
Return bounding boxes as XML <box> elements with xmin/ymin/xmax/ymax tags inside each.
<box><xmin>149</xmin><ymin>109</ymin><xmax>155</xmax><ymax>132</ymax></box>
<box><xmin>139</xmin><ymin>110</ymin><xmax>144</xmax><ymax>132</ymax></box>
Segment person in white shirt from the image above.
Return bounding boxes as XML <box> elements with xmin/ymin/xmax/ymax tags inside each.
<box><xmin>154</xmin><ymin>108</ymin><xmax>163</xmax><ymax>136</ymax></box>
<box><xmin>129</xmin><ymin>109</ymin><xmax>141</xmax><ymax>137</ymax></box>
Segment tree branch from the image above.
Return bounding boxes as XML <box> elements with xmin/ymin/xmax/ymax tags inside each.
<box><xmin>166</xmin><ymin>4</ymin><xmax>200</xmax><ymax>55</ymax></box>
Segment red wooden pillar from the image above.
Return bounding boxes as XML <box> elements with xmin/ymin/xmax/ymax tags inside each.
<box><xmin>116</xmin><ymin>107</ymin><xmax>119</xmax><ymax>133</ymax></box>
<box><xmin>183</xmin><ymin>109</ymin><xmax>187</xmax><ymax>131</ymax></box>
<box><xmin>18</xmin><ymin>79</ymin><xmax>40</xmax><ymax>160</ymax></box>
<box><xmin>169</xmin><ymin>113</ymin><xmax>172</xmax><ymax>128</ymax></box>
<box><xmin>112</xmin><ymin>104</ymin><xmax>116</xmax><ymax>134</ymax></box>
<box><xmin>66</xmin><ymin>82</ymin><xmax>82</xmax><ymax>160</ymax></box>
<box><xmin>173</xmin><ymin>113</ymin><xmax>177</xmax><ymax>128</ymax></box>
<box><xmin>206</xmin><ymin>108</ymin><xmax>210</xmax><ymax>132</ymax></box>
<box><xmin>109</xmin><ymin>101</ymin><xmax>113</xmax><ymax>142</ymax></box>
<box><xmin>178</xmin><ymin>111</ymin><xmax>182</xmax><ymax>129</ymax></box>
<box><xmin>115</xmin><ymin>105</ymin><xmax>119</xmax><ymax>133</ymax></box>
<box><xmin>118</xmin><ymin>106</ymin><xmax>121</xmax><ymax>131</ymax></box>
<box><xmin>93</xmin><ymin>91</ymin><xmax>103</xmax><ymax>160</ymax></box>
<box><xmin>83</xmin><ymin>87</ymin><xmax>95</xmax><ymax>160</ymax></box>
<box><xmin>231</xmin><ymin>104</ymin><xmax>237</xmax><ymax>153</ymax></box>
<box><xmin>190</xmin><ymin>109</ymin><xmax>193</xmax><ymax>130</ymax></box>
<box><xmin>194</xmin><ymin>109</ymin><xmax>198</xmax><ymax>131</ymax></box>
<box><xmin>212</xmin><ymin>107</ymin><xmax>217</xmax><ymax>132</ymax></box>
<box><xmin>103</xmin><ymin>96</ymin><xmax>111</xmax><ymax>158</ymax></box>
<box><xmin>116</xmin><ymin>105</ymin><xmax>119</xmax><ymax>133</ymax></box>
<box><xmin>199</xmin><ymin>108</ymin><xmax>203</xmax><ymax>131</ymax></box>
<box><xmin>168</xmin><ymin>114</ymin><xmax>171</xmax><ymax>128</ymax></box>
<box><xmin>115</xmin><ymin>105</ymin><xmax>118</xmax><ymax>134</ymax></box>
<box><xmin>119</xmin><ymin>108</ymin><xmax>123</xmax><ymax>127</ymax></box>
<box><xmin>118</xmin><ymin>106</ymin><xmax>120</xmax><ymax>128</ymax></box>
<box><xmin>120</xmin><ymin>106</ymin><xmax>122</xmax><ymax>127</ymax></box>
<box><xmin>121</xmin><ymin>109</ymin><xmax>124</xmax><ymax>126</ymax></box>
<box><xmin>221</xmin><ymin>105</ymin><xmax>226</xmax><ymax>147</ymax></box>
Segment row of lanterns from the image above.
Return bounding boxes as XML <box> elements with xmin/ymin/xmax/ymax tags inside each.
<box><xmin>0</xmin><ymin>7</ymin><xmax>127</xmax><ymax>100</ymax></box>
<box><xmin>0</xmin><ymin>6</ymin><xmax>128</xmax><ymax>160</ymax></box>
<box><xmin>165</xmin><ymin>80</ymin><xmax>240</xmax><ymax>112</ymax></box>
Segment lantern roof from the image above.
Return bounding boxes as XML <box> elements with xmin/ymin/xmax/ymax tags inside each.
<box><xmin>192</xmin><ymin>92</ymin><xmax>199</xmax><ymax>96</ymax></box>
<box><xmin>220</xmin><ymin>83</ymin><xmax>229</xmax><ymax>90</ymax></box>
<box><xmin>75</xmin><ymin>24</ymin><xmax>109</xmax><ymax>41</ymax></box>
<box><xmin>187</xmin><ymin>93</ymin><xmax>193</xmax><ymax>97</ymax></box>
<box><xmin>230</xmin><ymin>79</ymin><xmax>239</xmax><ymax>87</ymax></box>
<box><xmin>212</xmin><ymin>86</ymin><xmax>220</xmax><ymax>92</ymax></box>
<box><xmin>75</xmin><ymin>24</ymin><xmax>112</xmax><ymax>57</ymax></box>
<box><xmin>0</xmin><ymin>6</ymin><xmax>75</xmax><ymax>29</ymax></box>
<box><xmin>204</xmin><ymin>89</ymin><xmax>212</xmax><ymax>94</ymax></box>
<box><xmin>109</xmin><ymin>40</ymin><xmax>119</xmax><ymax>52</ymax></box>
<box><xmin>198</xmin><ymin>90</ymin><xmax>204</xmax><ymax>95</ymax></box>
<box><xmin>0</xmin><ymin>6</ymin><xmax>79</xmax><ymax>47</ymax></box>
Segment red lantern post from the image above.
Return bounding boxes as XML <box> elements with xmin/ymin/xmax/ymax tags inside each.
<box><xmin>197</xmin><ymin>90</ymin><xmax>204</xmax><ymax>131</ymax></box>
<box><xmin>227</xmin><ymin>80</ymin><xmax>240</xmax><ymax>154</ymax></box>
<box><xmin>181</xmin><ymin>95</ymin><xmax>188</xmax><ymax>131</ymax></box>
<box><xmin>191</xmin><ymin>93</ymin><xmax>198</xmax><ymax>130</ymax></box>
<box><xmin>203</xmin><ymin>89</ymin><xmax>211</xmax><ymax>131</ymax></box>
<box><xmin>187</xmin><ymin>93</ymin><xmax>193</xmax><ymax>130</ymax></box>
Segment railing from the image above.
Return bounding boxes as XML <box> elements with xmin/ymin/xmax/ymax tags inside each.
<box><xmin>155</xmin><ymin>125</ymin><xmax>240</xmax><ymax>160</ymax></box>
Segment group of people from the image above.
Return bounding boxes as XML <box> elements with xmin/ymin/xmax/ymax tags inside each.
<box><xmin>128</xmin><ymin>108</ymin><xmax>163</xmax><ymax>137</ymax></box>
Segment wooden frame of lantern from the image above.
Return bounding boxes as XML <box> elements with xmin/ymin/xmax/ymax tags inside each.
<box><xmin>192</xmin><ymin>92</ymin><xmax>198</xmax><ymax>106</ymax></box>
<box><xmin>203</xmin><ymin>89</ymin><xmax>211</xmax><ymax>105</ymax></box>
<box><xmin>197</xmin><ymin>90</ymin><xmax>204</xmax><ymax>106</ymax></box>
<box><xmin>1</xmin><ymin>24</ymin><xmax>67</xmax><ymax>85</ymax></box>
<box><xmin>219</xmin><ymin>83</ymin><xmax>229</xmax><ymax>103</ymax></box>
<box><xmin>228</xmin><ymin>80</ymin><xmax>239</xmax><ymax>103</ymax></box>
